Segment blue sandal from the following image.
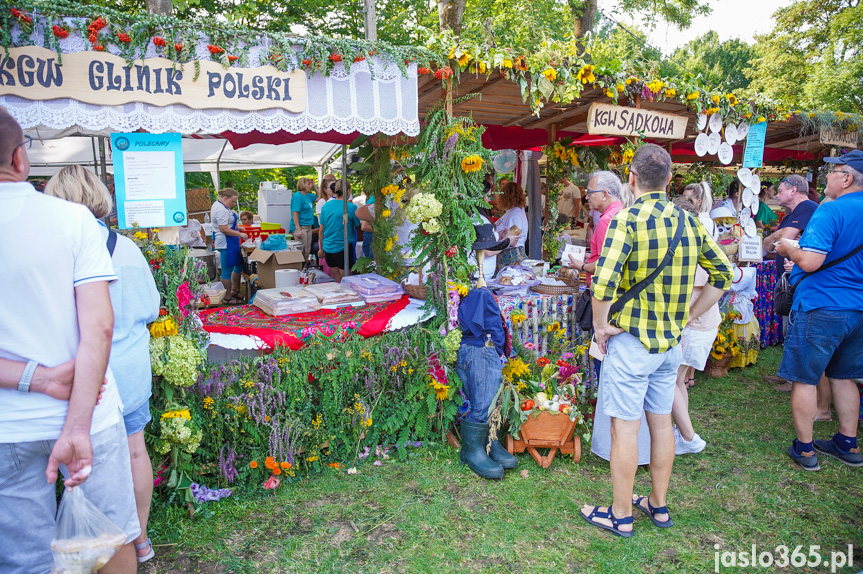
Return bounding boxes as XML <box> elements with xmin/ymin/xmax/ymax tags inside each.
<box><xmin>580</xmin><ymin>505</ymin><xmax>634</xmax><ymax>538</ymax></box>
<box><xmin>633</xmin><ymin>495</ymin><xmax>673</xmax><ymax>528</ymax></box>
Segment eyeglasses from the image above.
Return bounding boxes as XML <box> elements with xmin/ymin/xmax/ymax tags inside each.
<box><xmin>825</xmin><ymin>166</ymin><xmax>850</xmax><ymax>176</ymax></box>
<box><xmin>10</xmin><ymin>135</ymin><xmax>32</xmax><ymax>166</ymax></box>
<box><xmin>586</xmin><ymin>189</ymin><xmax>606</xmax><ymax>194</ymax></box>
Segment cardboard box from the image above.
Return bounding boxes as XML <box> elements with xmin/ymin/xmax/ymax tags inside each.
<box><xmin>249</xmin><ymin>248</ymin><xmax>305</xmax><ymax>288</ymax></box>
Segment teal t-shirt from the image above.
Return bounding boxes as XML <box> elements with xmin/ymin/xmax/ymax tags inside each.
<box><xmin>290</xmin><ymin>192</ymin><xmax>314</xmax><ymax>232</ymax></box>
<box><xmin>307</xmin><ymin>193</ymin><xmax>319</xmax><ymax>227</ymax></box>
<box><xmin>320</xmin><ymin>199</ymin><xmax>360</xmax><ymax>253</ymax></box>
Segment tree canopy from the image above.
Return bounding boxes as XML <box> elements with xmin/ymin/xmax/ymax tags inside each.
<box><xmin>747</xmin><ymin>0</ymin><xmax>862</xmax><ymax>113</ymax></box>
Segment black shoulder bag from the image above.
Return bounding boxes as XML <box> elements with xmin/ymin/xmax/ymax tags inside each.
<box><xmin>773</xmin><ymin>242</ymin><xmax>863</xmax><ymax>316</ymax></box>
<box><xmin>575</xmin><ymin>208</ymin><xmax>686</xmax><ymax>331</ymax></box>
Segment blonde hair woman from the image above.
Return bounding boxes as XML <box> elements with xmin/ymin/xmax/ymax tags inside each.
<box><xmin>682</xmin><ymin>181</ymin><xmax>718</xmax><ymax>239</ymax></box>
<box><xmin>211</xmin><ymin>187</ymin><xmax>248</xmax><ymax>304</ymax></box>
<box><xmin>44</xmin><ymin>165</ymin><xmax>161</xmax><ymax>563</ymax></box>
<box><xmin>291</xmin><ymin>177</ymin><xmax>315</xmax><ymax>261</ymax></box>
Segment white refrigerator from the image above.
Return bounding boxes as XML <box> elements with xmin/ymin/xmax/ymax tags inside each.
<box><xmin>257</xmin><ymin>182</ymin><xmax>293</xmax><ymax>232</ymax></box>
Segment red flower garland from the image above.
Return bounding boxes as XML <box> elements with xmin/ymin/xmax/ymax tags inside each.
<box><xmin>227</xmin><ymin>55</ymin><xmax>238</xmax><ymax>62</ymax></box>
<box><xmin>207</xmin><ymin>44</ymin><xmax>224</xmax><ymax>55</ymax></box>
<box><xmin>152</xmin><ymin>36</ymin><xmax>166</xmax><ymax>47</ymax></box>
<box><xmin>433</xmin><ymin>67</ymin><xmax>453</xmax><ymax>80</ymax></box>
<box><xmin>174</xmin><ymin>43</ymin><xmax>183</xmax><ymax>52</ymax></box>
<box><xmin>10</xmin><ymin>8</ymin><xmax>32</xmax><ymax>23</ymax></box>
<box><xmin>52</xmin><ymin>25</ymin><xmax>69</xmax><ymax>39</ymax></box>
<box><xmin>116</xmin><ymin>32</ymin><xmax>131</xmax><ymax>43</ymax></box>
<box><xmin>417</xmin><ymin>67</ymin><xmax>430</xmax><ymax>75</ymax></box>
<box><xmin>328</xmin><ymin>53</ymin><xmax>343</xmax><ymax>62</ymax></box>
<box><xmin>353</xmin><ymin>55</ymin><xmax>365</xmax><ymax>62</ymax></box>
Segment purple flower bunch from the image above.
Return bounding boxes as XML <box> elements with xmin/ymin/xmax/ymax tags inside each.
<box><xmin>190</xmin><ymin>482</ymin><xmax>232</xmax><ymax>503</ymax></box>
<box><xmin>219</xmin><ymin>444</ymin><xmax>239</xmax><ymax>484</ymax></box>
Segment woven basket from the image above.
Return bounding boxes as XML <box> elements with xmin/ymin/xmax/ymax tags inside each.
<box><xmin>402</xmin><ymin>268</ymin><xmax>428</xmax><ymax>300</ymax></box>
<box><xmin>530</xmin><ymin>283</ymin><xmax>577</xmax><ymax>296</ymax></box>
<box><xmin>720</xmin><ymin>242</ymin><xmax>739</xmax><ymax>257</ymax></box>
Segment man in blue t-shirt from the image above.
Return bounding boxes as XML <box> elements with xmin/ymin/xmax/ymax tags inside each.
<box><xmin>764</xmin><ymin>174</ymin><xmax>818</xmax><ymax>279</ymax></box>
<box><xmin>776</xmin><ymin>150</ymin><xmax>863</xmax><ymax>471</ymax></box>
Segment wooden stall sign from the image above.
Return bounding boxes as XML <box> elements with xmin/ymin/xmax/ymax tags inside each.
<box><xmin>738</xmin><ymin>236</ymin><xmax>763</xmax><ymax>263</ymax></box>
<box><xmin>819</xmin><ymin>127</ymin><xmax>860</xmax><ymax>149</ymax></box>
<box><xmin>586</xmin><ymin>102</ymin><xmax>688</xmax><ymax>140</ymax></box>
<box><xmin>0</xmin><ymin>46</ymin><xmax>306</xmax><ymax>113</ymax></box>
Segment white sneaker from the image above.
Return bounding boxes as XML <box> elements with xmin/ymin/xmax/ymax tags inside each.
<box><xmin>674</xmin><ymin>426</ymin><xmax>706</xmax><ymax>455</ymax></box>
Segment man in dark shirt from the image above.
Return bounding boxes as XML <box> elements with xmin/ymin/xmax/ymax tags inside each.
<box><xmin>764</xmin><ymin>174</ymin><xmax>818</xmax><ymax>279</ymax></box>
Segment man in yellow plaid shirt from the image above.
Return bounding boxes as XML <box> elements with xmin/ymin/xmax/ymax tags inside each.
<box><xmin>580</xmin><ymin>144</ymin><xmax>732</xmax><ymax>538</ymax></box>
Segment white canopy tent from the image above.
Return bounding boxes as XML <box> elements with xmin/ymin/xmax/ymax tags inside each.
<box><xmin>25</xmin><ymin>135</ymin><xmax>342</xmax><ymax>189</ymax></box>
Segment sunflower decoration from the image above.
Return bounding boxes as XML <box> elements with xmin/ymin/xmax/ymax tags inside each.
<box><xmin>542</xmin><ymin>68</ymin><xmax>557</xmax><ymax>82</ymax></box>
<box><xmin>514</xmin><ymin>56</ymin><xmax>528</xmax><ymax>71</ymax></box>
<box><xmin>460</xmin><ymin>155</ymin><xmax>484</xmax><ymax>173</ymax></box>
<box><xmin>576</xmin><ymin>64</ymin><xmax>595</xmax><ymax>84</ymax></box>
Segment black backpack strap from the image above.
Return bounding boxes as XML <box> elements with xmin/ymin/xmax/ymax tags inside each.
<box><xmin>609</xmin><ymin>207</ymin><xmax>686</xmax><ymax>318</ymax></box>
<box><xmin>106</xmin><ymin>229</ymin><xmax>118</xmax><ymax>256</ymax></box>
<box><xmin>789</xmin><ymin>241</ymin><xmax>863</xmax><ymax>290</ymax></box>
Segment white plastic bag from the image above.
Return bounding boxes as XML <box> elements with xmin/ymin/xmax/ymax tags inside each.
<box><xmin>51</xmin><ymin>487</ymin><xmax>127</xmax><ymax>574</ymax></box>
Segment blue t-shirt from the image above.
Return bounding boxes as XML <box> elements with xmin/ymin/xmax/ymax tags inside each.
<box><xmin>791</xmin><ymin>192</ymin><xmax>863</xmax><ymax>311</ymax></box>
<box><xmin>289</xmin><ymin>192</ymin><xmax>314</xmax><ymax>232</ymax></box>
<box><xmin>320</xmin><ymin>199</ymin><xmax>360</xmax><ymax>253</ymax></box>
<box><xmin>775</xmin><ymin>199</ymin><xmax>818</xmax><ymax>277</ymax></box>
<box><xmin>307</xmin><ymin>193</ymin><xmax>319</xmax><ymax>228</ymax></box>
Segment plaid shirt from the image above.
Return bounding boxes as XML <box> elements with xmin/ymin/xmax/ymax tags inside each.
<box><xmin>592</xmin><ymin>191</ymin><xmax>733</xmax><ymax>353</ymax></box>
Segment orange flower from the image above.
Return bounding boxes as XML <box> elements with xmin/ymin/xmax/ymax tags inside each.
<box><xmin>273</xmin><ymin>467</ymin><xmax>282</xmax><ymax>475</ymax></box>
<box><xmin>265</xmin><ymin>456</ymin><xmax>276</xmax><ymax>470</ymax></box>
<box><xmin>280</xmin><ymin>461</ymin><xmax>291</xmax><ymax>469</ymax></box>
<box><xmin>250</xmin><ymin>461</ymin><xmax>258</xmax><ymax>469</ymax></box>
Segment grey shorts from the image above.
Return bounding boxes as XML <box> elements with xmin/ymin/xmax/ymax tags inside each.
<box><xmin>599</xmin><ymin>330</ymin><xmax>683</xmax><ymax>420</ymax></box>
<box><xmin>0</xmin><ymin>420</ymin><xmax>140</xmax><ymax>574</ymax></box>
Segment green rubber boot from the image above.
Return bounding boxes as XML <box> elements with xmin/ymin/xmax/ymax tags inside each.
<box><xmin>459</xmin><ymin>421</ymin><xmax>504</xmax><ymax>479</ymax></box>
<box><xmin>489</xmin><ymin>439</ymin><xmax>518</xmax><ymax>469</ymax></box>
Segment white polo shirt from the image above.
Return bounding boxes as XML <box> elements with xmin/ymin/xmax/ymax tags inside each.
<box><xmin>0</xmin><ymin>182</ymin><xmax>122</xmax><ymax>442</ymax></box>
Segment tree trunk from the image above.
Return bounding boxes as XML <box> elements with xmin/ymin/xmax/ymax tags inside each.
<box><xmin>146</xmin><ymin>0</ymin><xmax>172</xmax><ymax>16</ymax></box>
<box><xmin>438</xmin><ymin>0</ymin><xmax>467</xmax><ymax>36</ymax></box>
<box><xmin>568</xmin><ymin>0</ymin><xmax>597</xmax><ymax>38</ymax></box>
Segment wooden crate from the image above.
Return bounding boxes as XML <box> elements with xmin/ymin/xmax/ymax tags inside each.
<box><xmin>506</xmin><ymin>410</ymin><xmax>581</xmax><ymax>468</ymax></box>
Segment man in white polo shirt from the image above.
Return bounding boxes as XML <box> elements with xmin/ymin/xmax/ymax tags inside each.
<box><xmin>0</xmin><ymin>108</ymin><xmax>139</xmax><ymax>573</ymax></box>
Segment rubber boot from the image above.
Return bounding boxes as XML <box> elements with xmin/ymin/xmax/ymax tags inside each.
<box><xmin>489</xmin><ymin>439</ymin><xmax>518</xmax><ymax>469</ymax></box>
<box><xmin>459</xmin><ymin>421</ymin><xmax>504</xmax><ymax>479</ymax></box>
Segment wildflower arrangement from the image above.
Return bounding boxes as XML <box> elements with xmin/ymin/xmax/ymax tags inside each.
<box><xmin>710</xmin><ymin>310</ymin><xmax>743</xmax><ymax>361</ymax></box>
<box><xmin>491</xmin><ymin>333</ymin><xmax>597</xmax><ymax>442</ymax></box>
<box><xmin>148</xmin><ymin>327</ymin><xmax>459</xmax><ymax>502</ymax></box>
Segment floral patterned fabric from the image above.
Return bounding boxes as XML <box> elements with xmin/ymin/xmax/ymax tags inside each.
<box><xmin>754</xmin><ymin>261</ymin><xmax>783</xmax><ymax>347</ymax></box>
<box><xmin>199</xmin><ymin>296</ymin><xmax>410</xmax><ymax>350</ymax></box>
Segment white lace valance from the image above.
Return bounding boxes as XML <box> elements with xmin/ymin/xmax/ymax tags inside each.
<box><xmin>1</xmin><ymin>29</ymin><xmax>419</xmax><ymax>137</ymax></box>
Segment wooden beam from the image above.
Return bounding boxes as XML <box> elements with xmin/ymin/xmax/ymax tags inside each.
<box><xmin>462</xmin><ymin>75</ymin><xmax>505</xmax><ymax>97</ymax></box>
<box><xmin>557</xmin><ymin>110</ymin><xmax>591</xmax><ymax>131</ymax></box>
<box><xmin>522</xmin><ymin>102</ymin><xmax>589</xmax><ymax>130</ymax></box>
<box><xmin>548</xmin><ymin>123</ymin><xmax>558</xmax><ymax>147</ymax></box>
<box><xmin>503</xmin><ymin>109</ymin><xmax>543</xmax><ymax>127</ymax></box>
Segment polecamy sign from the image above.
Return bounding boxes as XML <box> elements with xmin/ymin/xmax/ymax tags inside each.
<box><xmin>819</xmin><ymin>126</ymin><xmax>860</xmax><ymax>149</ymax></box>
<box><xmin>586</xmin><ymin>102</ymin><xmax>688</xmax><ymax>140</ymax></box>
<box><xmin>0</xmin><ymin>46</ymin><xmax>306</xmax><ymax>112</ymax></box>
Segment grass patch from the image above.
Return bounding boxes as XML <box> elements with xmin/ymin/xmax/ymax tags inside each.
<box><xmin>145</xmin><ymin>347</ymin><xmax>863</xmax><ymax>573</ymax></box>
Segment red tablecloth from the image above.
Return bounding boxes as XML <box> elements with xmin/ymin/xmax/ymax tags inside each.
<box><xmin>200</xmin><ymin>296</ymin><xmax>410</xmax><ymax>350</ymax></box>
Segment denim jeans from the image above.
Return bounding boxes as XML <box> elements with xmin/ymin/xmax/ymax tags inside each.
<box><xmin>0</xmin><ymin>421</ymin><xmax>140</xmax><ymax>574</ymax></box>
<box><xmin>456</xmin><ymin>343</ymin><xmax>503</xmax><ymax>424</ymax></box>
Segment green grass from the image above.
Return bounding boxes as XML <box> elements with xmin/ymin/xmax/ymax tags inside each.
<box><xmin>144</xmin><ymin>347</ymin><xmax>863</xmax><ymax>573</ymax></box>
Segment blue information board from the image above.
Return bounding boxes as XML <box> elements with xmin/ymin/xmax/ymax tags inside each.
<box><xmin>111</xmin><ymin>133</ymin><xmax>186</xmax><ymax>229</ymax></box>
<box><xmin>742</xmin><ymin>121</ymin><xmax>767</xmax><ymax>168</ymax></box>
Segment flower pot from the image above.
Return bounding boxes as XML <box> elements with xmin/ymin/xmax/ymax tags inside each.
<box><xmin>506</xmin><ymin>410</ymin><xmax>581</xmax><ymax>468</ymax></box>
<box><xmin>705</xmin><ymin>354</ymin><xmax>734</xmax><ymax>378</ymax></box>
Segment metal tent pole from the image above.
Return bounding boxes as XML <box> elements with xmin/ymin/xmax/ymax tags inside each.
<box><xmin>341</xmin><ymin>144</ymin><xmax>350</xmax><ymax>278</ymax></box>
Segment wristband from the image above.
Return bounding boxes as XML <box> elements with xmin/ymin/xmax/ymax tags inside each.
<box><xmin>18</xmin><ymin>360</ymin><xmax>38</xmax><ymax>393</ymax></box>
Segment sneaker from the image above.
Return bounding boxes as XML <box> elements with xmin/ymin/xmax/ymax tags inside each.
<box><xmin>813</xmin><ymin>439</ymin><xmax>863</xmax><ymax>467</ymax></box>
<box><xmin>788</xmin><ymin>441</ymin><xmax>820</xmax><ymax>471</ymax></box>
<box><xmin>674</xmin><ymin>426</ymin><xmax>706</xmax><ymax>455</ymax></box>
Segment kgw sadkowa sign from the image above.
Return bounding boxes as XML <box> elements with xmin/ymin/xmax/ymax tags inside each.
<box><xmin>0</xmin><ymin>46</ymin><xmax>306</xmax><ymax>112</ymax></box>
<box><xmin>587</xmin><ymin>102</ymin><xmax>688</xmax><ymax>140</ymax></box>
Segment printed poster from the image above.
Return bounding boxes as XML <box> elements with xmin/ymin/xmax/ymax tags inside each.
<box><xmin>112</xmin><ymin>133</ymin><xmax>186</xmax><ymax>229</ymax></box>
